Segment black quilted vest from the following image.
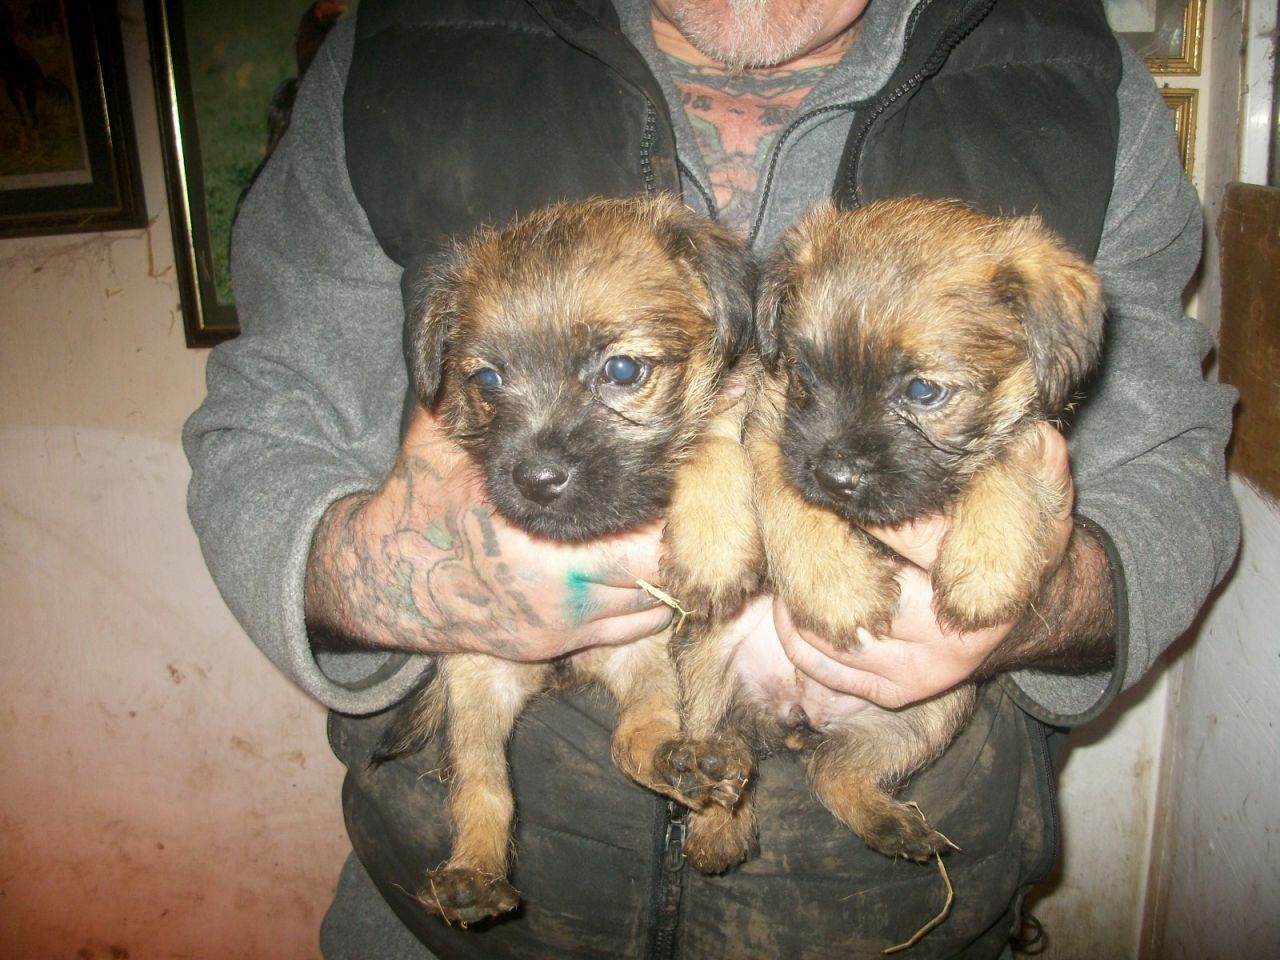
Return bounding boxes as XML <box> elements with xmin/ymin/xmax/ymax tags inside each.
<box><xmin>343</xmin><ymin>0</ymin><xmax>1119</xmax><ymax>263</ymax></box>
<box><xmin>331</xmin><ymin>3</ymin><xmax>1121</xmax><ymax>958</ymax></box>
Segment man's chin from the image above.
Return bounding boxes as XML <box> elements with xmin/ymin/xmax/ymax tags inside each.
<box><xmin>672</xmin><ymin>0</ymin><xmax>826</xmax><ymax>70</ymax></box>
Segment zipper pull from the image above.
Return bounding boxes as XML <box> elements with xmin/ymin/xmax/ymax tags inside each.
<box><xmin>663</xmin><ymin>801</ymin><xmax>687</xmax><ymax>871</ymax></box>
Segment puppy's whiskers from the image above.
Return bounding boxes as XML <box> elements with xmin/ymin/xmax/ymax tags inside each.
<box><xmin>893</xmin><ymin>410</ymin><xmax>968</xmax><ymax>458</ymax></box>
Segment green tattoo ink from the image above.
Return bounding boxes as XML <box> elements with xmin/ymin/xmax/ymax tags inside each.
<box><xmin>425</xmin><ymin>520</ymin><xmax>454</xmax><ymax>551</ymax></box>
<box><xmin>564</xmin><ymin>568</ymin><xmax>602</xmax><ymax>627</ymax></box>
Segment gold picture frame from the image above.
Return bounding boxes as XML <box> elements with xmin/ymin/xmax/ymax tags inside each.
<box><xmin>1160</xmin><ymin>87</ymin><xmax>1198</xmax><ymax>177</ymax></box>
<box><xmin>1105</xmin><ymin>0</ymin><xmax>1205</xmax><ymax>75</ymax></box>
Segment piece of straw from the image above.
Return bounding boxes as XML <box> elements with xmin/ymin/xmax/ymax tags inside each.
<box><xmin>882</xmin><ymin>804</ymin><xmax>957</xmax><ymax>955</ymax></box>
<box><xmin>636</xmin><ymin>578</ymin><xmax>693</xmax><ymax>632</ymax></box>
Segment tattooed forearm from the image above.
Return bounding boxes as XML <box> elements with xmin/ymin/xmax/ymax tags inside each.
<box><xmin>976</xmin><ymin>523</ymin><xmax>1118</xmax><ymax>679</ymax></box>
<box><xmin>303</xmin><ymin>451</ymin><xmax>546</xmax><ymax>656</ymax></box>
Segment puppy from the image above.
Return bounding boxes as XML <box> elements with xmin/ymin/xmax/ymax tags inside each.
<box><xmin>378</xmin><ymin>195</ymin><xmax>760</xmax><ymax>924</ymax></box>
<box><xmin>664</xmin><ymin>196</ymin><xmax>1105</xmax><ymax>872</ymax></box>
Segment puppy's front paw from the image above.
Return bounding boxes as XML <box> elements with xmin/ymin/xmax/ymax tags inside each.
<box><xmin>662</xmin><ymin>511</ymin><xmax>763</xmax><ymax>623</ymax></box>
<box><xmin>932</xmin><ymin>555</ymin><xmax>1036</xmax><ymax>633</ymax></box>
<box><xmin>418</xmin><ymin>867</ymin><xmax>520</xmax><ymax>926</ymax></box>
<box><xmin>654</xmin><ymin>736</ymin><xmax>753</xmax><ymax>811</ymax></box>
<box><xmin>661</xmin><ymin>553</ymin><xmax>760</xmax><ymax>623</ymax></box>
<box><xmin>782</xmin><ymin>563</ymin><xmax>899</xmax><ymax>649</ymax></box>
<box><xmin>664</xmin><ymin>435</ymin><xmax>762</xmax><ymax>621</ymax></box>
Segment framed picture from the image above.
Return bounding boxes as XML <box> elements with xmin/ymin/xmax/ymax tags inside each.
<box><xmin>0</xmin><ymin>0</ymin><xmax>146</xmax><ymax>239</ymax></box>
<box><xmin>146</xmin><ymin>0</ymin><xmax>351</xmax><ymax>347</ymax></box>
<box><xmin>1104</xmin><ymin>0</ymin><xmax>1205</xmax><ymax>75</ymax></box>
<box><xmin>1160</xmin><ymin>87</ymin><xmax>1197</xmax><ymax>177</ymax></box>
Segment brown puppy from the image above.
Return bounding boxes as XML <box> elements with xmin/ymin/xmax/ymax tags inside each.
<box><xmin>379</xmin><ymin>195</ymin><xmax>761</xmax><ymax>924</ymax></box>
<box><xmin>666</xmin><ymin>196</ymin><xmax>1105</xmax><ymax>872</ymax></box>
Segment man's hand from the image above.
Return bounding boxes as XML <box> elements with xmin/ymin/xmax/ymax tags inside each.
<box><xmin>304</xmin><ymin>407</ymin><xmax>674</xmax><ymax>659</ymax></box>
<box><xmin>776</xmin><ymin>424</ymin><xmax>1112</xmax><ymax>711</ymax></box>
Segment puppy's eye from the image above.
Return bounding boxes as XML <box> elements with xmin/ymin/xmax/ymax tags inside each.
<box><xmin>905</xmin><ymin>378</ymin><xmax>948</xmax><ymax>407</ymax></box>
<box><xmin>601</xmin><ymin>355</ymin><xmax>648</xmax><ymax>387</ymax></box>
<box><xmin>469</xmin><ymin>367</ymin><xmax>503</xmax><ymax>390</ymax></box>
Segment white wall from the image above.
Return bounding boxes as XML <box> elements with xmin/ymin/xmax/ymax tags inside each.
<box><xmin>0</xmin><ymin>3</ymin><xmax>349</xmax><ymax>958</ymax></box>
<box><xmin>1144</xmin><ymin>482</ymin><xmax>1280</xmax><ymax>959</ymax></box>
<box><xmin>1138</xmin><ymin>1</ymin><xmax>1280</xmax><ymax>956</ymax></box>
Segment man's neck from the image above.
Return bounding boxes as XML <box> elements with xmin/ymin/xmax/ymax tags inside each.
<box><xmin>654</xmin><ymin>18</ymin><xmax>857</xmax><ymax>237</ymax></box>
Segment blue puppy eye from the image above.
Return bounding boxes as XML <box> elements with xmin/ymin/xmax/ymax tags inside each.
<box><xmin>470</xmin><ymin>367</ymin><xmax>503</xmax><ymax>390</ymax></box>
<box><xmin>906</xmin><ymin>378</ymin><xmax>947</xmax><ymax>406</ymax></box>
<box><xmin>602</xmin><ymin>355</ymin><xmax>646</xmax><ymax>386</ymax></box>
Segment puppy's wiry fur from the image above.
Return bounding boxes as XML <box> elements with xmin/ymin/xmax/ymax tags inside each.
<box><xmin>379</xmin><ymin>196</ymin><xmax>760</xmax><ymax>925</ymax></box>
<box><xmin>666</xmin><ymin>197</ymin><xmax>1105</xmax><ymax>872</ymax></box>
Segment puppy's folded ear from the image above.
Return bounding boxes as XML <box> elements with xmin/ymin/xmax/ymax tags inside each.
<box><xmin>754</xmin><ymin>235</ymin><xmax>796</xmax><ymax>370</ymax></box>
<box><xmin>992</xmin><ymin>219</ymin><xmax>1107</xmax><ymax>414</ymax></box>
<box><xmin>402</xmin><ymin>246</ymin><xmax>463</xmax><ymax>407</ymax></box>
<box><xmin>657</xmin><ymin>201</ymin><xmax>756</xmax><ymax>364</ymax></box>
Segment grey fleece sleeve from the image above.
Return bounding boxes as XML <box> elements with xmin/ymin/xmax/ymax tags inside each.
<box><xmin>183</xmin><ymin>24</ymin><xmax>433</xmax><ymax>714</ymax></box>
<box><xmin>1002</xmin><ymin>44</ymin><xmax>1240</xmax><ymax>725</ymax></box>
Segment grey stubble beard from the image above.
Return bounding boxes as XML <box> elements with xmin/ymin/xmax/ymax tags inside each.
<box><xmin>669</xmin><ymin>0</ymin><xmax>827</xmax><ymax>72</ymax></box>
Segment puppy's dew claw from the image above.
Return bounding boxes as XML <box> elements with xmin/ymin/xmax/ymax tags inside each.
<box><xmin>419</xmin><ymin>867</ymin><xmax>520</xmax><ymax>926</ymax></box>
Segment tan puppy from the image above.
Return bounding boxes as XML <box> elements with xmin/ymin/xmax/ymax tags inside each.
<box><xmin>378</xmin><ymin>196</ymin><xmax>761</xmax><ymax>924</ymax></box>
<box><xmin>663</xmin><ymin>197</ymin><xmax>1105</xmax><ymax>872</ymax></box>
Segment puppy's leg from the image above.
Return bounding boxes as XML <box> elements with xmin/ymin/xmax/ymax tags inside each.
<box><xmin>654</xmin><ymin>617</ymin><xmax>755</xmax><ymax>808</ymax></box>
<box><xmin>748</xmin><ymin>422</ymin><xmax>898</xmax><ymax>645</ymax></box>
<box><xmin>662</xmin><ymin>371</ymin><xmax>763</xmax><ymax>621</ymax></box>
<box><xmin>649</xmin><ymin>618</ymin><xmax>760</xmax><ymax>873</ymax></box>
<box><xmin>932</xmin><ymin>430</ymin><xmax>1065</xmax><ymax>631</ymax></box>
<box><xmin>582</xmin><ymin>628</ymin><xmax>759</xmax><ymax>874</ymax></box>
<box><xmin>808</xmin><ymin>685</ymin><xmax>975</xmax><ymax>861</ymax></box>
<box><xmin>573</xmin><ymin>634</ymin><xmax>686</xmax><ymax>797</ymax></box>
<box><xmin>420</xmin><ymin>656</ymin><xmax>547</xmax><ymax>925</ymax></box>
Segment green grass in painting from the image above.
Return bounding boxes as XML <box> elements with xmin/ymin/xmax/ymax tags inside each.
<box><xmin>184</xmin><ymin>1</ymin><xmax>341</xmax><ymax>303</ymax></box>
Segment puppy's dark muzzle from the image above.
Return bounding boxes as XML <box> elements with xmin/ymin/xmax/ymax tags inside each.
<box><xmin>512</xmin><ymin>458</ymin><xmax>572</xmax><ymax>506</ymax></box>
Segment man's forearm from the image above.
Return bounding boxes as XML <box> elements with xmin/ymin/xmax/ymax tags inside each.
<box><xmin>304</xmin><ymin>491</ymin><xmax>386</xmax><ymax>647</ymax></box>
<box><xmin>303</xmin><ymin>452</ymin><xmax>465</xmax><ymax>654</ymax></box>
<box><xmin>977</xmin><ymin>522</ymin><xmax>1117</xmax><ymax>679</ymax></box>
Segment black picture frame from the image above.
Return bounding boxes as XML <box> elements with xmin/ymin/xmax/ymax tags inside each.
<box><xmin>146</xmin><ymin>0</ymin><xmax>236</xmax><ymax>347</ymax></box>
<box><xmin>0</xmin><ymin>0</ymin><xmax>146</xmax><ymax>239</ymax></box>
<box><xmin>146</xmin><ymin>0</ymin><xmax>351</xmax><ymax>348</ymax></box>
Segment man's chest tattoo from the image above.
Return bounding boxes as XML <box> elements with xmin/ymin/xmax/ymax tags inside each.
<box><xmin>666</xmin><ymin>57</ymin><xmax>832</xmax><ymax>237</ymax></box>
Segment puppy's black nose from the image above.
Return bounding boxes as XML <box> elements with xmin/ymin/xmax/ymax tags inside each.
<box><xmin>513</xmin><ymin>460</ymin><xmax>571</xmax><ymax>505</ymax></box>
<box><xmin>814</xmin><ymin>459</ymin><xmax>862</xmax><ymax>500</ymax></box>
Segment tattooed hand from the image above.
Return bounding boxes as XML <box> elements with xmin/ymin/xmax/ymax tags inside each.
<box><xmin>304</xmin><ymin>407</ymin><xmax>675</xmax><ymax>659</ymax></box>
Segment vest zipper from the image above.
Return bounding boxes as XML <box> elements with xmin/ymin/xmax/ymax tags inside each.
<box><xmin>640</xmin><ymin>99</ymin><xmax>658</xmax><ymax>196</ymax></box>
<box><xmin>746</xmin><ymin>0</ymin><xmax>970</xmax><ymax>244</ymax></box>
<box><xmin>745</xmin><ymin>100</ymin><xmax>863</xmax><ymax>247</ymax></box>
<box><xmin>840</xmin><ymin>0</ymin><xmax>995</xmax><ymax>207</ymax></box>
<box><xmin>647</xmin><ymin>799</ymin><xmax>687</xmax><ymax>960</ymax></box>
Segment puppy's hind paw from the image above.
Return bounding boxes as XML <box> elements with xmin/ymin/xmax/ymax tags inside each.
<box><xmin>861</xmin><ymin>806</ymin><xmax>955</xmax><ymax>864</ymax></box>
<box><xmin>418</xmin><ymin>867</ymin><xmax>520</xmax><ymax>926</ymax></box>
<box><xmin>654</xmin><ymin>736</ymin><xmax>753</xmax><ymax>811</ymax></box>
